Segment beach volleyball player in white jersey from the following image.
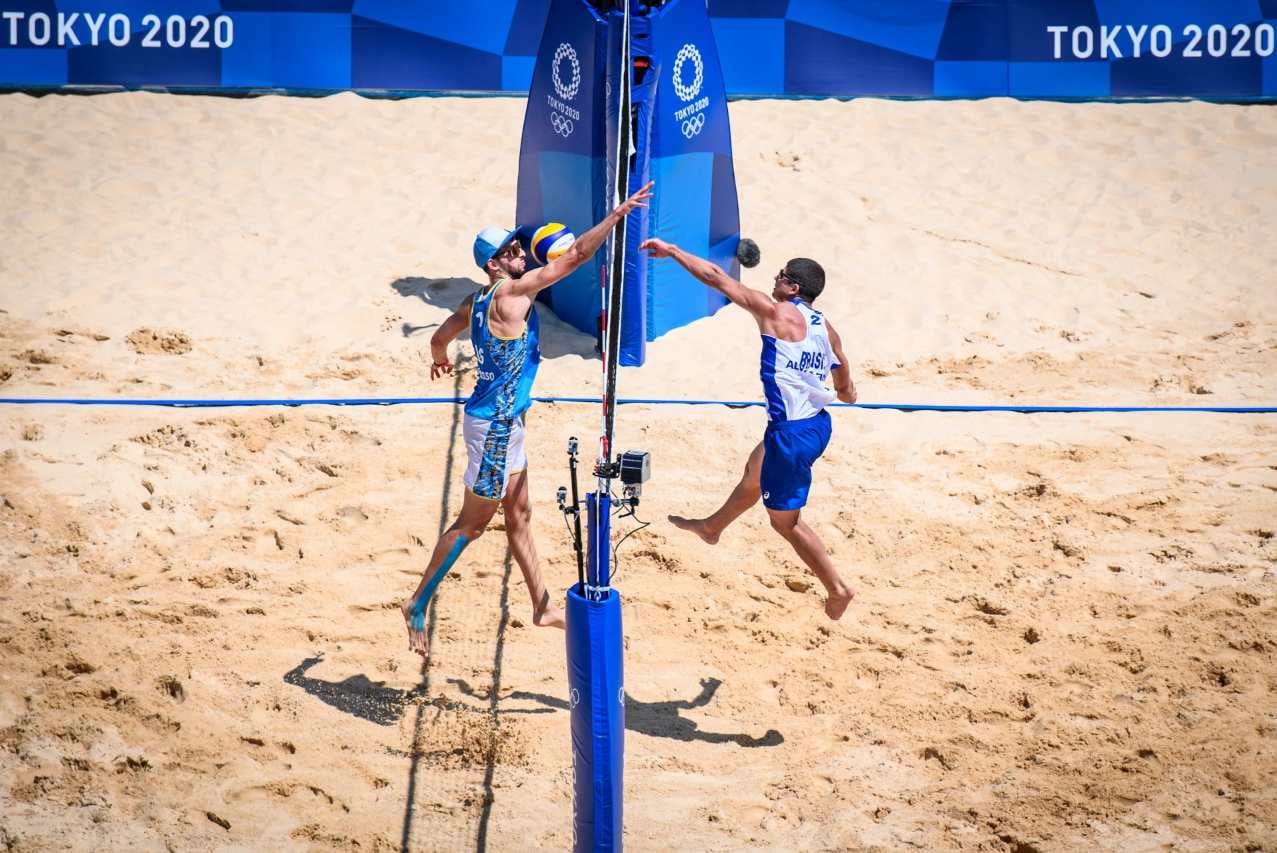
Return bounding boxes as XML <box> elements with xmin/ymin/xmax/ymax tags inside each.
<box><xmin>640</xmin><ymin>239</ymin><xmax>858</xmax><ymax>620</ymax></box>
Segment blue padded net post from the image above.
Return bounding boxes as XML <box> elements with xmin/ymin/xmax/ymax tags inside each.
<box><xmin>586</xmin><ymin>491</ymin><xmax>611</xmax><ymax>590</ymax></box>
<box><xmin>566</xmin><ymin>515</ymin><xmax>624</xmax><ymax>851</ymax></box>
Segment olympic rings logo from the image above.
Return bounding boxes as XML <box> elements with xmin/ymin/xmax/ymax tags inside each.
<box><xmin>672</xmin><ymin>43</ymin><xmax>703</xmax><ymax>102</ymax></box>
<box><xmin>550</xmin><ymin>112</ymin><xmax>575</xmax><ymax>137</ymax></box>
<box><xmin>681</xmin><ymin>112</ymin><xmax>706</xmax><ymax>138</ymax></box>
<box><xmin>552</xmin><ymin>42</ymin><xmax>581</xmax><ymax>101</ymax></box>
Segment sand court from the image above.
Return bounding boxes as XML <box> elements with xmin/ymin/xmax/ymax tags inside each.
<box><xmin>1</xmin><ymin>91</ymin><xmax>1276</xmax><ymax>850</ymax></box>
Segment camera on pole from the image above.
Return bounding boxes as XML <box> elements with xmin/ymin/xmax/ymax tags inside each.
<box><xmin>558</xmin><ymin>436</ymin><xmax>587</xmax><ymax>592</ymax></box>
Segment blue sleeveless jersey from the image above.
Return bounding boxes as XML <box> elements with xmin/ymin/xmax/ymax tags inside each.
<box><xmin>465</xmin><ymin>280</ymin><xmax>541</xmax><ymax>420</ymax></box>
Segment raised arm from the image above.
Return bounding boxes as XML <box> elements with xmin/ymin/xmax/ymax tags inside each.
<box><xmin>504</xmin><ymin>181</ymin><xmax>654</xmax><ymax>299</ymax></box>
<box><xmin>429</xmin><ymin>293</ymin><xmax>473</xmax><ymax>380</ymax></box>
<box><xmin>826</xmin><ymin>320</ymin><xmax>857</xmax><ymax>404</ymax></box>
<box><xmin>639</xmin><ymin>238</ymin><xmax>776</xmax><ymax>326</ymax></box>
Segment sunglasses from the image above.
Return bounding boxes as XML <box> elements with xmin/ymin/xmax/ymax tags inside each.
<box><xmin>776</xmin><ymin>268</ymin><xmax>798</xmax><ymax>284</ymax></box>
<box><xmin>496</xmin><ymin>241</ymin><xmax>524</xmax><ymax>259</ymax></box>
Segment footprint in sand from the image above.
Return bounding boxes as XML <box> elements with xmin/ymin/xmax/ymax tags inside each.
<box><xmin>53</xmin><ymin>328</ymin><xmax>109</xmax><ymax>342</ymax></box>
<box><xmin>18</xmin><ymin>348</ymin><xmax>58</xmax><ymax>365</ymax></box>
<box><xmin>125</xmin><ymin>328</ymin><xmax>192</xmax><ymax>355</ymax></box>
<box><xmin>347</xmin><ymin>600</ymin><xmax>401</xmax><ymax>613</ymax></box>
<box><xmin>767</xmin><ymin>150</ymin><xmax>801</xmax><ymax>171</ymax></box>
<box><xmin>337</xmin><ymin>505</ymin><xmax>368</xmax><ymax>521</ymax></box>
<box><xmin>971</xmin><ymin>597</ymin><xmax>1009</xmax><ymax>616</ymax></box>
<box><xmin>921</xmin><ymin>746</ymin><xmax>954</xmax><ymax>770</ymax></box>
<box><xmin>1200</xmin><ymin>452</ymin><xmax>1236</xmax><ymax>465</ymax></box>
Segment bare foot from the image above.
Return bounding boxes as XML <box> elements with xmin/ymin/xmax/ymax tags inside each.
<box><xmin>668</xmin><ymin>514</ymin><xmax>720</xmax><ymax>545</ymax></box>
<box><xmin>401</xmin><ymin>599</ymin><xmax>429</xmax><ymax>657</ymax></box>
<box><xmin>824</xmin><ymin>586</ymin><xmax>856</xmax><ymax>621</ymax></box>
<box><xmin>533</xmin><ymin>604</ymin><xmax>566</xmax><ymax>630</ymax></box>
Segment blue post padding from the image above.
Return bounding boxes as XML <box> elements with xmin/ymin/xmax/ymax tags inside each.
<box><xmin>566</xmin><ymin>584</ymin><xmax>625</xmax><ymax>853</ymax></box>
<box><xmin>585</xmin><ymin>491</ymin><xmax>612</xmax><ymax>588</ymax></box>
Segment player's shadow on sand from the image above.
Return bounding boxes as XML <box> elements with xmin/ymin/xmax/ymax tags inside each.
<box><xmin>283</xmin><ymin>660</ymin><xmax>782</xmax><ymax>747</ymax></box>
<box><xmin>450</xmin><ymin>676</ymin><xmax>784</xmax><ymax>748</ymax></box>
<box><xmin>284</xmin><ymin>656</ymin><xmax>429</xmax><ymax>727</ymax></box>
<box><xmin>390</xmin><ymin>275</ymin><xmax>598</xmax><ymax>360</ymax></box>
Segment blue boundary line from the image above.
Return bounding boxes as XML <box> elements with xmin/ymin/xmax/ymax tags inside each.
<box><xmin>0</xmin><ymin>396</ymin><xmax>1273</xmax><ymax>414</ymax></box>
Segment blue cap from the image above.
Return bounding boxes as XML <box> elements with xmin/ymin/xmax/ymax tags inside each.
<box><xmin>473</xmin><ymin>226</ymin><xmax>517</xmax><ymax>270</ymax></box>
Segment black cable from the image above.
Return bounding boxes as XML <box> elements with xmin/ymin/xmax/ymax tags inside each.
<box><xmin>561</xmin><ymin>508</ymin><xmax>576</xmax><ymax>543</ymax></box>
<box><xmin>608</xmin><ymin>503</ymin><xmax>650</xmax><ymax>585</ymax></box>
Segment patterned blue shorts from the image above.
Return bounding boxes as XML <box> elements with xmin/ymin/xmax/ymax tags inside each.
<box><xmin>463</xmin><ymin>413</ymin><xmax>527</xmax><ymax>500</ymax></box>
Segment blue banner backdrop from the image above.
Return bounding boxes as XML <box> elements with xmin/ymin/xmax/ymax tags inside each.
<box><xmin>517</xmin><ymin>0</ymin><xmax>738</xmax><ymax>365</ymax></box>
<box><xmin>625</xmin><ymin>0</ymin><xmax>736</xmax><ymax>363</ymax></box>
<box><xmin>2</xmin><ymin>0</ymin><xmax>1276</xmax><ymax>98</ymax></box>
<box><xmin>514</xmin><ymin>0</ymin><xmax>608</xmax><ymax>346</ymax></box>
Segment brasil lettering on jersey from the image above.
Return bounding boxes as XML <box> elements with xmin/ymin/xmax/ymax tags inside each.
<box><xmin>785</xmin><ymin>351</ymin><xmax>828</xmax><ymax>373</ymax></box>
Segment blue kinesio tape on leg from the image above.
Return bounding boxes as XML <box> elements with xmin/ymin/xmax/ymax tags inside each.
<box><xmin>410</xmin><ymin>534</ymin><xmax>469</xmax><ymax>630</ymax></box>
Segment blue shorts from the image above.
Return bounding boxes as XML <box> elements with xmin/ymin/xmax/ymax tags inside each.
<box><xmin>760</xmin><ymin>410</ymin><xmax>832</xmax><ymax>511</ymax></box>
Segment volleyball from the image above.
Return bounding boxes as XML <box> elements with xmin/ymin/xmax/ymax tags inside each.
<box><xmin>531</xmin><ymin>222</ymin><xmax>575</xmax><ymax>266</ymax></box>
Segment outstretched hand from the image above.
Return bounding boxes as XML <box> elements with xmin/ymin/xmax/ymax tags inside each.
<box><xmin>615</xmin><ymin>181</ymin><xmax>654</xmax><ymax>218</ymax></box>
<box><xmin>640</xmin><ymin>237</ymin><xmax>676</xmax><ymax>259</ymax></box>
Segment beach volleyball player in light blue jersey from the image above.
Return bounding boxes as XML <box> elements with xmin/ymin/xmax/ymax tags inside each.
<box><xmin>640</xmin><ymin>238</ymin><xmax>858</xmax><ymax>620</ymax></box>
<box><xmin>401</xmin><ymin>181</ymin><xmax>654</xmax><ymax>658</ymax></box>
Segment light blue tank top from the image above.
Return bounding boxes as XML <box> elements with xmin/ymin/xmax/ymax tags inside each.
<box><xmin>464</xmin><ymin>279</ymin><xmax>541</xmax><ymax>420</ymax></box>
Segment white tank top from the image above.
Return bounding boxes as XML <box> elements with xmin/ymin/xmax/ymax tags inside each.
<box><xmin>759</xmin><ymin>299</ymin><xmax>838</xmax><ymax>423</ymax></box>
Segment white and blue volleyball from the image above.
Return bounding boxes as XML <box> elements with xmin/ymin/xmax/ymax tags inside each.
<box><xmin>531</xmin><ymin>222</ymin><xmax>575</xmax><ymax>266</ymax></box>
